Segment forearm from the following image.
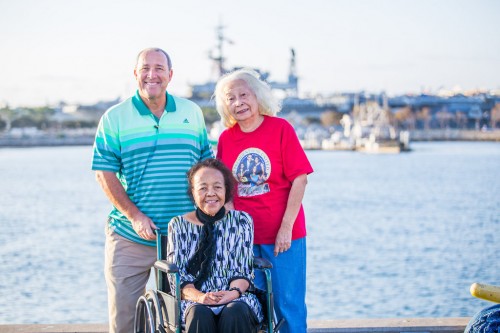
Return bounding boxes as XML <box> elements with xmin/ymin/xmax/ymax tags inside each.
<box><xmin>229</xmin><ymin>278</ymin><xmax>250</xmax><ymax>293</ymax></box>
<box><xmin>95</xmin><ymin>170</ymin><xmax>141</xmax><ymax>221</ymax></box>
<box><xmin>281</xmin><ymin>174</ymin><xmax>308</xmax><ymax>229</ymax></box>
<box><xmin>181</xmin><ymin>284</ymin><xmax>204</xmax><ymax>302</ymax></box>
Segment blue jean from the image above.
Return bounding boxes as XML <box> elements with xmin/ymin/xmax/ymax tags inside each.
<box><xmin>253</xmin><ymin>237</ymin><xmax>307</xmax><ymax>333</ymax></box>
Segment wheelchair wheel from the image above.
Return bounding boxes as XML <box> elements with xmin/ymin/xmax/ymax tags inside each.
<box><xmin>135</xmin><ymin>290</ymin><xmax>169</xmax><ymax>333</ymax></box>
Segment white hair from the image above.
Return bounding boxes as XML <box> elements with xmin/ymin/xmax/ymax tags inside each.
<box><xmin>213</xmin><ymin>68</ymin><xmax>281</xmax><ymax>128</ymax></box>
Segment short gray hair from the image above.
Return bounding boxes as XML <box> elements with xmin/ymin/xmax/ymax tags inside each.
<box><xmin>213</xmin><ymin>68</ymin><xmax>281</xmax><ymax>128</ymax></box>
<box><xmin>136</xmin><ymin>47</ymin><xmax>172</xmax><ymax>70</ymax></box>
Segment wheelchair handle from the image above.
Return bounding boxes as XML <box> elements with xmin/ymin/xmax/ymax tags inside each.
<box><xmin>470</xmin><ymin>283</ymin><xmax>500</xmax><ymax>303</ymax></box>
<box><xmin>254</xmin><ymin>257</ymin><xmax>273</xmax><ymax>269</ymax></box>
<box><xmin>154</xmin><ymin>260</ymin><xmax>179</xmax><ymax>274</ymax></box>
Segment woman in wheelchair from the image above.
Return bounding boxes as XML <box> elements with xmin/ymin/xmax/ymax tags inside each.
<box><xmin>166</xmin><ymin>158</ymin><xmax>263</xmax><ymax>332</ymax></box>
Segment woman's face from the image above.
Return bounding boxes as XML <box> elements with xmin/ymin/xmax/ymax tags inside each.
<box><xmin>192</xmin><ymin>167</ymin><xmax>226</xmax><ymax>216</ymax></box>
<box><xmin>223</xmin><ymin>79</ymin><xmax>260</xmax><ymax>125</ymax></box>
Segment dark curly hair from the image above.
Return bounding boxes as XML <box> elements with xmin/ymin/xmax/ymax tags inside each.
<box><xmin>187</xmin><ymin>158</ymin><xmax>235</xmax><ymax>204</ymax></box>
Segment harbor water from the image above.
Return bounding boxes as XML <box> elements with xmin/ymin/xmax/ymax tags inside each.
<box><xmin>0</xmin><ymin>142</ymin><xmax>499</xmax><ymax>324</ymax></box>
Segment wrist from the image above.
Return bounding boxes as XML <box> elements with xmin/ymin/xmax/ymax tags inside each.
<box><xmin>128</xmin><ymin>209</ymin><xmax>144</xmax><ymax>223</ymax></box>
<box><xmin>280</xmin><ymin>221</ymin><xmax>294</xmax><ymax>231</ymax></box>
<box><xmin>229</xmin><ymin>287</ymin><xmax>242</xmax><ymax>298</ymax></box>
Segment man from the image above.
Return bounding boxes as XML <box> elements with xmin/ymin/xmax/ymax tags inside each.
<box><xmin>92</xmin><ymin>47</ymin><xmax>214</xmax><ymax>333</ymax></box>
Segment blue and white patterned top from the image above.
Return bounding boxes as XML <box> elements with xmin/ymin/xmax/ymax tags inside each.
<box><xmin>166</xmin><ymin>210</ymin><xmax>263</xmax><ymax>324</ymax></box>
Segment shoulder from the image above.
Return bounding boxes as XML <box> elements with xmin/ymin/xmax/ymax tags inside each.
<box><xmin>264</xmin><ymin>116</ymin><xmax>298</xmax><ymax>140</ymax></box>
<box><xmin>265</xmin><ymin>116</ymin><xmax>293</xmax><ymax>130</ymax></box>
<box><xmin>168</xmin><ymin>215</ymin><xmax>187</xmax><ymax>231</ymax></box>
<box><xmin>171</xmin><ymin>213</ymin><xmax>204</xmax><ymax>232</ymax></box>
<box><xmin>218</xmin><ymin>125</ymin><xmax>239</xmax><ymax>141</ymax></box>
<box><xmin>96</xmin><ymin>97</ymin><xmax>134</xmax><ymax>133</ymax></box>
<box><xmin>218</xmin><ymin>128</ymin><xmax>230</xmax><ymax>140</ymax></box>
<box><xmin>226</xmin><ymin>211</ymin><xmax>254</xmax><ymax>236</ymax></box>
<box><xmin>171</xmin><ymin>95</ymin><xmax>202</xmax><ymax>113</ymax></box>
<box><xmin>103</xmin><ymin>97</ymin><xmax>134</xmax><ymax>118</ymax></box>
<box><xmin>229</xmin><ymin>210</ymin><xmax>253</xmax><ymax>224</ymax></box>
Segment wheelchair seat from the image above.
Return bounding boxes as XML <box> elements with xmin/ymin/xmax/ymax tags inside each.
<box><xmin>134</xmin><ymin>230</ymin><xmax>284</xmax><ymax>333</ymax></box>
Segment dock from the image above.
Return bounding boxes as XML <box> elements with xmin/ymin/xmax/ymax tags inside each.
<box><xmin>0</xmin><ymin>317</ymin><xmax>470</xmax><ymax>333</ymax></box>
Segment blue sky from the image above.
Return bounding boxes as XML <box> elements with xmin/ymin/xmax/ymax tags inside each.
<box><xmin>1</xmin><ymin>0</ymin><xmax>499</xmax><ymax>107</ymax></box>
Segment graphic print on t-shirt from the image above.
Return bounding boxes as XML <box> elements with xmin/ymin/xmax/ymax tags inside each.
<box><xmin>232</xmin><ymin>148</ymin><xmax>271</xmax><ymax>197</ymax></box>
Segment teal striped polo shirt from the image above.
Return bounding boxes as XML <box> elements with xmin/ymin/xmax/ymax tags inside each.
<box><xmin>92</xmin><ymin>90</ymin><xmax>214</xmax><ymax>246</ymax></box>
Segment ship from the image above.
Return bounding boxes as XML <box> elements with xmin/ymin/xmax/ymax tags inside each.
<box><xmin>187</xmin><ymin>25</ymin><xmax>334</xmax><ymax>118</ymax></box>
<box><xmin>186</xmin><ymin>25</ymin><xmax>495</xmax><ymax>152</ymax></box>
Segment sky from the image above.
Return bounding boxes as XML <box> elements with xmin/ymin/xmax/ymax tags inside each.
<box><xmin>1</xmin><ymin>0</ymin><xmax>499</xmax><ymax>107</ymax></box>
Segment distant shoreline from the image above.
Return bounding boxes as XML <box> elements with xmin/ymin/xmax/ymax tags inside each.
<box><xmin>0</xmin><ymin>129</ymin><xmax>498</xmax><ymax>148</ymax></box>
<box><xmin>0</xmin><ymin>136</ymin><xmax>95</xmax><ymax>148</ymax></box>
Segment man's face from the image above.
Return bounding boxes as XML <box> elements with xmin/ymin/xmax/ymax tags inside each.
<box><xmin>134</xmin><ymin>50</ymin><xmax>172</xmax><ymax>101</ymax></box>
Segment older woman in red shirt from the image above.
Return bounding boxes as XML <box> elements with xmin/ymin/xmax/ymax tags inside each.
<box><xmin>214</xmin><ymin>68</ymin><xmax>313</xmax><ymax>333</ymax></box>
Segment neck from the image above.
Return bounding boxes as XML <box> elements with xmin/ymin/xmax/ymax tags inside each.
<box><xmin>141</xmin><ymin>94</ymin><xmax>166</xmax><ymax>118</ymax></box>
<box><xmin>196</xmin><ymin>207</ymin><xmax>226</xmax><ymax>224</ymax></box>
<box><xmin>147</xmin><ymin>100</ymin><xmax>165</xmax><ymax>118</ymax></box>
<box><xmin>239</xmin><ymin>115</ymin><xmax>264</xmax><ymax>133</ymax></box>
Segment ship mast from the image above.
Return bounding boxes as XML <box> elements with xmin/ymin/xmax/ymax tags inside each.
<box><xmin>209</xmin><ymin>24</ymin><xmax>233</xmax><ymax>78</ymax></box>
<box><xmin>288</xmin><ymin>48</ymin><xmax>298</xmax><ymax>97</ymax></box>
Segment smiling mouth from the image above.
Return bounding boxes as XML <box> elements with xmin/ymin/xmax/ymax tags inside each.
<box><xmin>236</xmin><ymin>108</ymin><xmax>249</xmax><ymax>114</ymax></box>
<box><xmin>206</xmin><ymin>200</ymin><xmax>219</xmax><ymax>204</ymax></box>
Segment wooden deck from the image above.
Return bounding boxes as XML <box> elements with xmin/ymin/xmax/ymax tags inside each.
<box><xmin>0</xmin><ymin>317</ymin><xmax>470</xmax><ymax>333</ymax></box>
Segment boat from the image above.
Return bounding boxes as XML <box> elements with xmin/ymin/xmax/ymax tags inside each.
<box><xmin>319</xmin><ymin>102</ymin><xmax>410</xmax><ymax>153</ymax></box>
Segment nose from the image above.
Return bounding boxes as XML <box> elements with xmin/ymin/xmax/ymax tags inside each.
<box><xmin>146</xmin><ymin>68</ymin><xmax>156</xmax><ymax>78</ymax></box>
<box><xmin>235</xmin><ymin>97</ymin><xmax>244</xmax><ymax>106</ymax></box>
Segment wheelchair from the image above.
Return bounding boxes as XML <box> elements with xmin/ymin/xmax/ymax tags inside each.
<box><xmin>134</xmin><ymin>229</ymin><xmax>285</xmax><ymax>333</ymax></box>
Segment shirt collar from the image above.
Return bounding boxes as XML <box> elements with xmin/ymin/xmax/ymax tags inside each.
<box><xmin>132</xmin><ymin>90</ymin><xmax>177</xmax><ymax>116</ymax></box>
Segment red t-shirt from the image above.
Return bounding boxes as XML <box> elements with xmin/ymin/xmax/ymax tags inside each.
<box><xmin>217</xmin><ymin>116</ymin><xmax>314</xmax><ymax>244</ymax></box>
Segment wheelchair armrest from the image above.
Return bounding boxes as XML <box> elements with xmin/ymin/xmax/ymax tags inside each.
<box><xmin>154</xmin><ymin>260</ymin><xmax>179</xmax><ymax>273</ymax></box>
<box><xmin>254</xmin><ymin>256</ymin><xmax>273</xmax><ymax>269</ymax></box>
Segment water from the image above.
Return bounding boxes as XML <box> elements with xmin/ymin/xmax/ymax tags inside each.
<box><xmin>0</xmin><ymin>142</ymin><xmax>499</xmax><ymax>324</ymax></box>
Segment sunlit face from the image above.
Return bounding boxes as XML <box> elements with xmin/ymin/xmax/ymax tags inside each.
<box><xmin>192</xmin><ymin>167</ymin><xmax>226</xmax><ymax>216</ymax></box>
<box><xmin>223</xmin><ymin>79</ymin><xmax>260</xmax><ymax>125</ymax></box>
<box><xmin>134</xmin><ymin>50</ymin><xmax>172</xmax><ymax>101</ymax></box>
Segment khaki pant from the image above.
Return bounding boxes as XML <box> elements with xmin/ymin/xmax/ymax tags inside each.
<box><xmin>104</xmin><ymin>227</ymin><xmax>157</xmax><ymax>333</ymax></box>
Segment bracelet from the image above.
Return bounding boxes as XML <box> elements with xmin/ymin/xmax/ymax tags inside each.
<box><xmin>229</xmin><ymin>287</ymin><xmax>243</xmax><ymax>298</ymax></box>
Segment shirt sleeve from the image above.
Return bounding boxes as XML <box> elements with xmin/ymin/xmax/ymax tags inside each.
<box><xmin>280</xmin><ymin>120</ymin><xmax>314</xmax><ymax>181</ymax></box>
<box><xmin>215</xmin><ymin>130</ymin><xmax>226</xmax><ymax>160</ymax></box>
<box><xmin>196</xmin><ymin>107</ymin><xmax>215</xmax><ymax>161</ymax></box>
<box><xmin>91</xmin><ymin>112</ymin><xmax>122</xmax><ymax>172</ymax></box>
<box><xmin>228</xmin><ymin>211</ymin><xmax>255</xmax><ymax>284</ymax></box>
<box><xmin>166</xmin><ymin>217</ymin><xmax>196</xmax><ymax>289</ymax></box>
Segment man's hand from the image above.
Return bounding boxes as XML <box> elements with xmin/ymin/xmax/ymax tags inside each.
<box><xmin>131</xmin><ymin>212</ymin><xmax>158</xmax><ymax>240</ymax></box>
<box><xmin>95</xmin><ymin>170</ymin><xmax>157</xmax><ymax>240</ymax></box>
